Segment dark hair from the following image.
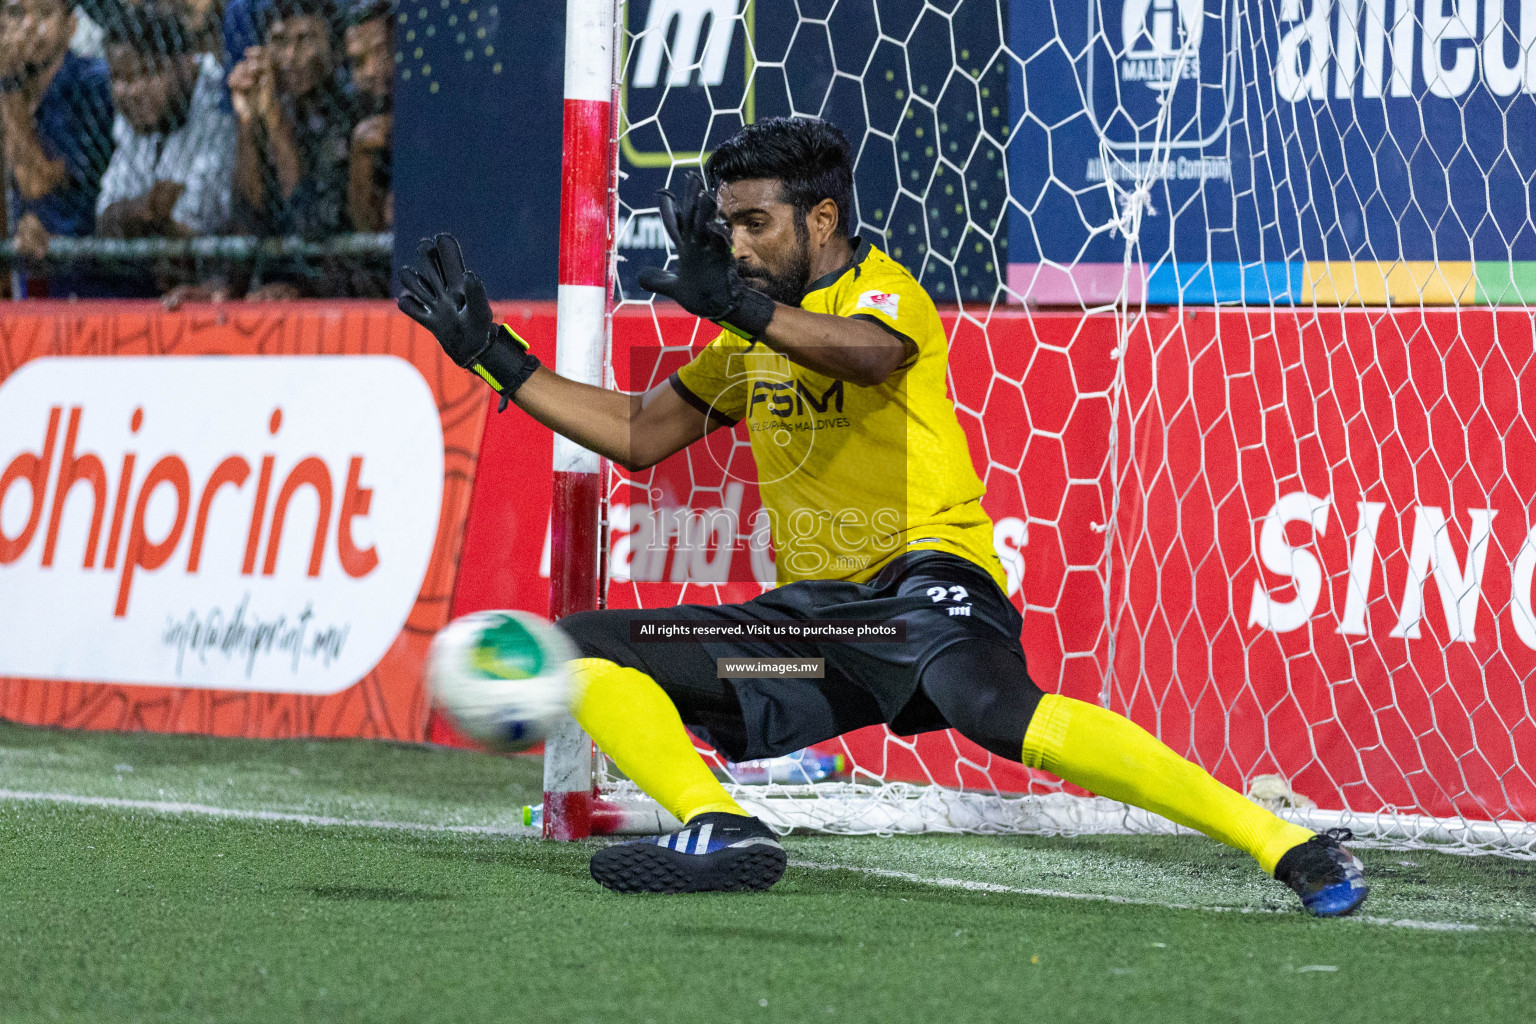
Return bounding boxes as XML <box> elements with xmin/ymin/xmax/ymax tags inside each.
<box><xmin>101</xmin><ymin>2</ymin><xmax>192</xmax><ymax>55</ymax></box>
<box><xmin>346</xmin><ymin>0</ymin><xmax>393</xmax><ymax>27</ymax></box>
<box><xmin>706</xmin><ymin>117</ymin><xmax>855</xmax><ymax>236</ymax></box>
<box><xmin>256</xmin><ymin>0</ymin><xmax>345</xmax><ymax>48</ymax></box>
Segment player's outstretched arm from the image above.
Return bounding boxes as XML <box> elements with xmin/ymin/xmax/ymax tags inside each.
<box><xmin>511</xmin><ymin>367</ymin><xmax>717</xmax><ymax>472</ymax></box>
<box><xmin>398</xmin><ymin>233</ymin><xmax>715</xmax><ymax>472</ymax></box>
<box><xmin>638</xmin><ymin>174</ymin><xmax>907</xmax><ymax>387</ymax></box>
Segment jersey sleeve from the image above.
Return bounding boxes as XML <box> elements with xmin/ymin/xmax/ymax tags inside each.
<box><xmin>670</xmin><ymin>332</ymin><xmax>753</xmax><ymax>425</ymax></box>
<box><xmin>833</xmin><ymin>263</ymin><xmax>928</xmax><ymax>367</ymax></box>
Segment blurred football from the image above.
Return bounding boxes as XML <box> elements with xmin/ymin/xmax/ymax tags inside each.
<box><xmin>427</xmin><ymin>610</ymin><xmax>574</xmax><ymax>751</ymax></box>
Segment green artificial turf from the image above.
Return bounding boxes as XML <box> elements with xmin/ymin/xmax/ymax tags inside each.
<box><xmin>2</xmin><ymin>721</ymin><xmax>1535</xmax><ymax>1023</ymax></box>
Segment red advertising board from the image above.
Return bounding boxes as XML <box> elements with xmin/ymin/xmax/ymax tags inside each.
<box><xmin>0</xmin><ymin>302</ymin><xmax>487</xmax><ymax>740</ymax></box>
<box><xmin>1112</xmin><ymin>309</ymin><xmax>1536</xmax><ymax>822</ymax></box>
<box><xmin>456</xmin><ymin>304</ymin><xmax>1536</xmax><ymax>821</ymax></box>
<box><xmin>6</xmin><ymin>300</ymin><xmax>1532</xmax><ymax>825</ymax></box>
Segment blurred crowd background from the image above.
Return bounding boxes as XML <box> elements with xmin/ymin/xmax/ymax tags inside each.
<box><xmin>0</xmin><ymin>0</ymin><xmax>394</xmax><ymax>300</ymax></box>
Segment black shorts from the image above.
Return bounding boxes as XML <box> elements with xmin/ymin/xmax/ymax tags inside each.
<box><xmin>557</xmin><ymin>551</ymin><xmax>1029</xmax><ymax>762</ymax></box>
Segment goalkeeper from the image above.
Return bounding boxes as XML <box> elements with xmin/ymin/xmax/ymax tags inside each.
<box><xmin>398</xmin><ymin>117</ymin><xmax>1367</xmax><ymax>916</ymax></box>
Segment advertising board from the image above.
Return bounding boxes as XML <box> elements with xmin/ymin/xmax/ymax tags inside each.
<box><xmin>0</xmin><ymin>357</ymin><xmax>443</xmax><ymax>694</ymax></box>
<box><xmin>1009</xmin><ymin>0</ymin><xmax>1536</xmax><ymax>305</ymax></box>
<box><xmin>8</xmin><ymin>302</ymin><xmax>1527</xmax><ymax>821</ymax></box>
<box><xmin>457</xmin><ymin>304</ymin><xmax>1536</xmax><ymax>819</ymax></box>
<box><xmin>1115</xmin><ymin>308</ymin><xmax>1536</xmax><ymax>820</ymax></box>
<box><xmin>0</xmin><ymin>304</ymin><xmax>486</xmax><ymax>739</ymax></box>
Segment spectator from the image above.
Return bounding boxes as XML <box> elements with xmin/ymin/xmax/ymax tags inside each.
<box><xmin>172</xmin><ymin>0</ymin><xmax>222</xmax><ymax>51</ymax></box>
<box><xmin>97</xmin><ymin>3</ymin><xmax>236</xmax><ymax>238</ymax></box>
<box><xmin>79</xmin><ymin>0</ymin><xmax>224</xmax><ymax>55</ymax></box>
<box><xmin>0</xmin><ymin>0</ymin><xmax>114</xmax><ymax>278</ymax></box>
<box><xmin>228</xmin><ymin>0</ymin><xmax>350</xmax><ymax>240</ymax></box>
<box><xmin>344</xmin><ymin>0</ymin><xmax>389</xmax><ymax>230</ymax></box>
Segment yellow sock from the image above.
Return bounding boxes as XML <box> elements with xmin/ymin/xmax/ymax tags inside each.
<box><xmin>568</xmin><ymin>658</ymin><xmax>747</xmax><ymax>824</ymax></box>
<box><xmin>1022</xmin><ymin>694</ymin><xmax>1315</xmax><ymax>875</ymax></box>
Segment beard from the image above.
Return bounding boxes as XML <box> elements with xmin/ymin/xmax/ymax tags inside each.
<box><xmin>737</xmin><ymin>241</ymin><xmax>812</xmax><ymax>306</ymax></box>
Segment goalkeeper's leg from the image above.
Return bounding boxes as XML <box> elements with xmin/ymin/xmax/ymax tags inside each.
<box><xmin>556</xmin><ymin>609</ymin><xmax>797</xmax><ymax>893</ymax></box>
<box><xmin>567</xmin><ymin>656</ymin><xmax>746</xmax><ymax>824</ymax></box>
<box><xmin>920</xmin><ymin>641</ymin><xmax>1367</xmax><ymax>916</ymax></box>
<box><xmin>565</xmin><ymin>656</ymin><xmax>790</xmax><ymax>893</ymax></box>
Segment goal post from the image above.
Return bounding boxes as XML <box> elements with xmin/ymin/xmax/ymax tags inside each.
<box><xmin>540</xmin><ymin>0</ymin><xmax>622</xmax><ymax>841</ymax></box>
<box><xmin>540</xmin><ymin>0</ymin><xmax>1536</xmax><ymax>856</ymax></box>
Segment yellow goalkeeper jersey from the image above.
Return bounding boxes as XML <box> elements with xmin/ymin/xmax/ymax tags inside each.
<box><xmin>670</xmin><ymin>238</ymin><xmax>1005</xmax><ymax>590</ymax></box>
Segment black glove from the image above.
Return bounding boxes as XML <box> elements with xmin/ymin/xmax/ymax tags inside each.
<box><xmin>398</xmin><ymin>232</ymin><xmax>540</xmax><ymax>410</ymax></box>
<box><xmin>637</xmin><ymin>172</ymin><xmax>776</xmax><ymax>340</ymax></box>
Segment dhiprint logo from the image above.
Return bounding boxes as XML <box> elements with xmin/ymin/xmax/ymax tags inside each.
<box><xmin>0</xmin><ymin>357</ymin><xmax>444</xmax><ymax>694</ymax></box>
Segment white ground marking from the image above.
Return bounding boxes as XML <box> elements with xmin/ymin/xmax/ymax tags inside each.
<box><xmin>0</xmin><ymin>789</ymin><xmax>527</xmax><ymax>836</ymax></box>
<box><xmin>788</xmin><ymin>860</ymin><xmax>1487</xmax><ymax>932</ymax></box>
<box><xmin>0</xmin><ymin>788</ymin><xmax>1498</xmax><ymax>932</ymax></box>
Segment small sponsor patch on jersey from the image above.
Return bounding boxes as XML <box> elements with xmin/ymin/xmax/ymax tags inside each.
<box><xmin>855</xmin><ymin>290</ymin><xmax>900</xmax><ymax>318</ymax></box>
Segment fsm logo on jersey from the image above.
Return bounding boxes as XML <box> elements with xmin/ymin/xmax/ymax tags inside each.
<box><xmin>0</xmin><ymin>357</ymin><xmax>444</xmax><ymax>694</ymax></box>
<box><xmin>1088</xmin><ymin>0</ymin><xmax>1235</xmax><ymax>152</ymax></box>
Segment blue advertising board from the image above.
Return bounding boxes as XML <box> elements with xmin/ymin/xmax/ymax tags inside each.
<box><xmin>393</xmin><ymin>0</ymin><xmax>566</xmax><ymax>299</ymax></box>
<box><xmin>1008</xmin><ymin>0</ymin><xmax>1536</xmax><ymax>305</ymax></box>
<box><xmin>393</xmin><ymin>0</ymin><xmax>1536</xmax><ymax>307</ymax></box>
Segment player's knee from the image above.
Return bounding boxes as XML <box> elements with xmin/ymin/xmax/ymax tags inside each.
<box><xmin>554</xmin><ymin>612</ymin><xmax>634</xmax><ymax>714</ymax></box>
<box><xmin>565</xmin><ymin>656</ymin><xmax>619</xmax><ymax>715</ymax></box>
<box><xmin>555</xmin><ymin>610</ymin><xmax>628</xmax><ymax>661</ymax></box>
<box><xmin>920</xmin><ymin>641</ymin><xmax>1044</xmax><ymax>761</ymax></box>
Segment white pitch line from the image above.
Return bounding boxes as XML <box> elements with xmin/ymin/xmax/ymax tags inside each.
<box><xmin>0</xmin><ymin>789</ymin><xmax>1500</xmax><ymax>932</ymax></box>
<box><xmin>789</xmin><ymin>860</ymin><xmax>1487</xmax><ymax>933</ymax></box>
<box><xmin>0</xmin><ymin>789</ymin><xmax>527</xmax><ymax>837</ymax></box>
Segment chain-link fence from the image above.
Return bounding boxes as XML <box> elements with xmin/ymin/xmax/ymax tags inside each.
<box><xmin>0</xmin><ymin>0</ymin><xmax>392</xmax><ymax>299</ymax></box>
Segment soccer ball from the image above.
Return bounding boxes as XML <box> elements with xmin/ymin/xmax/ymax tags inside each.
<box><xmin>427</xmin><ymin>610</ymin><xmax>575</xmax><ymax>750</ymax></box>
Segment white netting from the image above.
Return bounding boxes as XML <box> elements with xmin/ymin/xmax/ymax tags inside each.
<box><xmin>579</xmin><ymin>0</ymin><xmax>1536</xmax><ymax>855</ymax></box>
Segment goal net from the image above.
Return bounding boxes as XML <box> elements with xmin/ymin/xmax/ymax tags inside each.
<box><xmin>551</xmin><ymin>0</ymin><xmax>1536</xmax><ymax>855</ymax></box>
